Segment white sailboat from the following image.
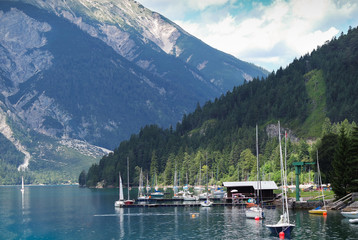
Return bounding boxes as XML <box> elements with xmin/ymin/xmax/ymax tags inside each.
<box><xmin>21</xmin><ymin>176</ymin><xmax>25</xmax><ymax>193</ymax></box>
<box><xmin>246</xmin><ymin>125</ymin><xmax>264</xmax><ymax>219</ymax></box>
<box><xmin>124</xmin><ymin>157</ymin><xmax>135</xmax><ymax>205</ymax></box>
<box><xmin>150</xmin><ymin>174</ymin><xmax>164</xmax><ymax>199</ymax></box>
<box><xmin>201</xmin><ymin>154</ymin><xmax>213</xmax><ymax>207</ymax></box>
<box><xmin>137</xmin><ymin>168</ymin><xmax>149</xmax><ymax>200</ymax></box>
<box><xmin>266</xmin><ymin>121</ymin><xmax>295</xmax><ymax>237</ymax></box>
<box><xmin>114</xmin><ymin>172</ymin><xmax>125</xmax><ymax>207</ymax></box>
<box><xmin>309</xmin><ymin>150</ymin><xmax>327</xmax><ymax>215</ymax></box>
<box><xmin>173</xmin><ymin>162</ymin><xmax>184</xmax><ymax>199</ymax></box>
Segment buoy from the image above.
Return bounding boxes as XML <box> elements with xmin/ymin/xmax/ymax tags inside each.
<box><xmin>323</xmin><ymin>211</ymin><xmax>327</xmax><ymax>216</ymax></box>
<box><xmin>191</xmin><ymin>214</ymin><xmax>196</xmax><ymax>218</ymax></box>
<box><xmin>255</xmin><ymin>216</ymin><xmax>260</xmax><ymax>221</ymax></box>
<box><xmin>279</xmin><ymin>231</ymin><xmax>285</xmax><ymax>239</ymax></box>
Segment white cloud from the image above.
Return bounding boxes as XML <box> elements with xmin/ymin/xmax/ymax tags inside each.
<box><xmin>139</xmin><ymin>0</ymin><xmax>358</xmax><ymax>71</ymax></box>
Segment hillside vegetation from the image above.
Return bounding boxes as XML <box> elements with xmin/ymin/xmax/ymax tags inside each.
<box><xmin>84</xmin><ymin>26</ymin><xmax>358</xmax><ymax>189</ymax></box>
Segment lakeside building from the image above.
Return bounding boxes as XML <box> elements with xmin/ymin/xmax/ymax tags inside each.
<box><xmin>223</xmin><ymin>181</ymin><xmax>278</xmax><ymax>202</ymax></box>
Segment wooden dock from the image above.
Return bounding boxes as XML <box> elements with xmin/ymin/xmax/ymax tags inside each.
<box><xmin>120</xmin><ymin>201</ymin><xmax>276</xmax><ymax>208</ymax></box>
<box><xmin>123</xmin><ymin>202</ymin><xmax>235</xmax><ymax>208</ymax></box>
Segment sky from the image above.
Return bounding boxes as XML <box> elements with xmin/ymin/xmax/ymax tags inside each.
<box><xmin>139</xmin><ymin>0</ymin><xmax>358</xmax><ymax>72</ymax></box>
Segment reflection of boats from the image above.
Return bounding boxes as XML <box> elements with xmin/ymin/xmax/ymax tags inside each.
<box><xmin>124</xmin><ymin>157</ymin><xmax>135</xmax><ymax>205</ymax></box>
<box><xmin>21</xmin><ymin>176</ymin><xmax>25</xmax><ymax>193</ymax></box>
<box><xmin>115</xmin><ymin>172</ymin><xmax>125</xmax><ymax>207</ymax></box>
<box><xmin>266</xmin><ymin>122</ymin><xmax>295</xmax><ymax>237</ymax></box>
<box><xmin>246</xmin><ymin>125</ymin><xmax>264</xmax><ymax>219</ymax></box>
<box><xmin>341</xmin><ymin>210</ymin><xmax>358</xmax><ymax>219</ymax></box>
<box><xmin>309</xmin><ymin>151</ymin><xmax>327</xmax><ymax>215</ymax></box>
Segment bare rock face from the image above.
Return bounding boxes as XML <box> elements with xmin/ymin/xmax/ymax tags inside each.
<box><xmin>265</xmin><ymin>124</ymin><xmax>299</xmax><ymax>143</ymax></box>
<box><xmin>0</xmin><ymin>8</ymin><xmax>53</xmax><ymax>89</ymax></box>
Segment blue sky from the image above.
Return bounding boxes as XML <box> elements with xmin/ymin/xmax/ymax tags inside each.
<box><xmin>139</xmin><ymin>0</ymin><xmax>358</xmax><ymax>72</ymax></box>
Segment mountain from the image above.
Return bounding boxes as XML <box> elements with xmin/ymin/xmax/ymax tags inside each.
<box><xmin>84</xmin><ymin>26</ymin><xmax>358</xmax><ymax>188</ymax></box>
<box><xmin>0</xmin><ymin>0</ymin><xmax>267</xmax><ymax>183</ymax></box>
<box><xmin>0</xmin><ymin>0</ymin><xmax>268</xmax><ymax>149</ymax></box>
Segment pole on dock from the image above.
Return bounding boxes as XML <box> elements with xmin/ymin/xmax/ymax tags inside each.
<box><xmin>293</xmin><ymin>162</ymin><xmax>315</xmax><ymax>201</ymax></box>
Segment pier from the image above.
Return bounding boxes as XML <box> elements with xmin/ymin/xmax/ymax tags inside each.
<box><xmin>120</xmin><ymin>200</ymin><xmax>276</xmax><ymax>208</ymax></box>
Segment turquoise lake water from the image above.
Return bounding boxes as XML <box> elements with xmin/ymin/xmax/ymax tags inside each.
<box><xmin>1</xmin><ymin>185</ymin><xmax>357</xmax><ymax>239</ymax></box>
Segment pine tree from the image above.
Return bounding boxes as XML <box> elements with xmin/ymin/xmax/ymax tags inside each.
<box><xmin>78</xmin><ymin>170</ymin><xmax>86</xmax><ymax>187</ymax></box>
<box><xmin>331</xmin><ymin>126</ymin><xmax>351</xmax><ymax>198</ymax></box>
<box><xmin>348</xmin><ymin>126</ymin><xmax>358</xmax><ymax>192</ymax></box>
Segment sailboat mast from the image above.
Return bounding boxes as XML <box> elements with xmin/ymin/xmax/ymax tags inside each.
<box><xmin>127</xmin><ymin>157</ymin><xmax>130</xmax><ymax>201</ymax></box>
<box><xmin>206</xmin><ymin>152</ymin><xmax>209</xmax><ymax>201</ymax></box>
<box><xmin>278</xmin><ymin>121</ymin><xmax>289</xmax><ymax>221</ymax></box>
<box><xmin>256</xmin><ymin>125</ymin><xmax>260</xmax><ymax>203</ymax></box>
<box><xmin>317</xmin><ymin>150</ymin><xmax>325</xmax><ymax>209</ymax></box>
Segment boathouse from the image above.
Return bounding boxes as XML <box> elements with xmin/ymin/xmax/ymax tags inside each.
<box><xmin>223</xmin><ymin>181</ymin><xmax>278</xmax><ymax>202</ymax></box>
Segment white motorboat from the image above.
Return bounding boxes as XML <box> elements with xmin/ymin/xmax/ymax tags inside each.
<box><xmin>246</xmin><ymin>206</ymin><xmax>265</xmax><ymax>219</ymax></box>
<box><xmin>183</xmin><ymin>191</ymin><xmax>199</xmax><ymax>201</ymax></box>
<box><xmin>349</xmin><ymin>218</ymin><xmax>358</xmax><ymax>224</ymax></box>
<box><xmin>341</xmin><ymin>210</ymin><xmax>358</xmax><ymax>219</ymax></box>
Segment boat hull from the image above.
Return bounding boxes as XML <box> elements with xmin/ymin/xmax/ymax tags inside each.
<box><xmin>114</xmin><ymin>200</ymin><xmax>125</xmax><ymax>207</ymax></box>
<box><xmin>349</xmin><ymin>219</ymin><xmax>358</xmax><ymax>224</ymax></box>
<box><xmin>245</xmin><ymin>207</ymin><xmax>265</xmax><ymax>219</ymax></box>
<box><xmin>266</xmin><ymin>224</ymin><xmax>295</xmax><ymax>237</ymax></box>
<box><xmin>150</xmin><ymin>192</ymin><xmax>164</xmax><ymax>199</ymax></box>
<box><xmin>309</xmin><ymin>209</ymin><xmax>327</xmax><ymax>215</ymax></box>
<box><xmin>341</xmin><ymin>211</ymin><xmax>358</xmax><ymax>219</ymax></box>
<box><xmin>200</xmin><ymin>200</ymin><xmax>213</xmax><ymax>207</ymax></box>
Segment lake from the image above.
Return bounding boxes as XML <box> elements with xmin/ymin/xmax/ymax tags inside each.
<box><xmin>1</xmin><ymin>185</ymin><xmax>357</xmax><ymax>239</ymax></box>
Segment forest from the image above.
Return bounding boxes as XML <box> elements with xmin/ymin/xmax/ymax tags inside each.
<box><xmin>82</xmin><ymin>26</ymin><xmax>358</xmax><ymax>197</ymax></box>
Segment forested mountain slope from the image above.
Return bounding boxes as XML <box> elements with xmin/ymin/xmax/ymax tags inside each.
<box><xmin>84</xmin><ymin>26</ymin><xmax>358</xmax><ymax>188</ymax></box>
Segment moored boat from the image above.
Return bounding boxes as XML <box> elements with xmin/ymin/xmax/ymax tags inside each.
<box><xmin>114</xmin><ymin>172</ymin><xmax>125</xmax><ymax>207</ymax></box>
<box><xmin>124</xmin><ymin>157</ymin><xmax>134</xmax><ymax>205</ymax></box>
<box><xmin>309</xmin><ymin>207</ymin><xmax>327</xmax><ymax>215</ymax></box>
<box><xmin>308</xmin><ymin>151</ymin><xmax>327</xmax><ymax>215</ymax></box>
<box><xmin>266</xmin><ymin>122</ymin><xmax>295</xmax><ymax>237</ymax></box>
<box><xmin>349</xmin><ymin>218</ymin><xmax>358</xmax><ymax>224</ymax></box>
<box><xmin>245</xmin><ymin>125</ymin><xmax>264</xmax><ymax>219</ymax></box>
<box><xmin>341</xmin><ymin>210</ymin><xmax>358</xmax><ymax>219</ymax></box>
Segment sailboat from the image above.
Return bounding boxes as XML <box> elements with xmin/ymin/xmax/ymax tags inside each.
<box><xmin>201</xmin><ymin>154</ymin><xmax>213</xmax><ymax>207</ymax></box>
<box><xmin>114</xmin><ymin>172</ymin><xmax>125</xmax><ymax>207</ymax></box>
<box><xmin>21</xmin><ymin>176</ymin><xmax>25</xmax><ymax>193</ymax></box>
<box><xmin>173</xmin><ymin>162</ymin><xmax>184</xmax><ymax>199</ymax></box>
<box><xmin>266</xmin><ymin>121</ymin><xmax>295</xmax><ymax>237</ymax></box>
<box><xmin>309</xmin><ymin>151</ymin><xmax>327</xmax><ymax>215</ymax></box>
<box><xmin>124</xmin><ymin>157</ymin><xmax>135</xmax><ymax>205</ymax></box>
<box><xmin>137</xmin><ymin>168</ymin><xmax>149</xmax><ymax>200</ymax></box>
<box><xmin>146</xmin><ymin>173</ymin><xmax>151</xmax><ymax>193</ymax></box>
<box><xmin>150</xmin><ymin>174</ymin><xmax>164</xmax><ymax>199</ymax></box>
<box><xmin>246</xmin><ymin>125</ymin><xmax>264</xmax><ymax>219</ymax></box>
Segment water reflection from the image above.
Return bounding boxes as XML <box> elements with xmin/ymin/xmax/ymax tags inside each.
<box><xmin>115</xmin><ymin>207</ymin><xmax>124</xmax><ymax>238</ymax></box>
<box><xmin>2</xmin><ymin>186</ymin><xmax>358</xmax><ymax>240</ymax></box>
